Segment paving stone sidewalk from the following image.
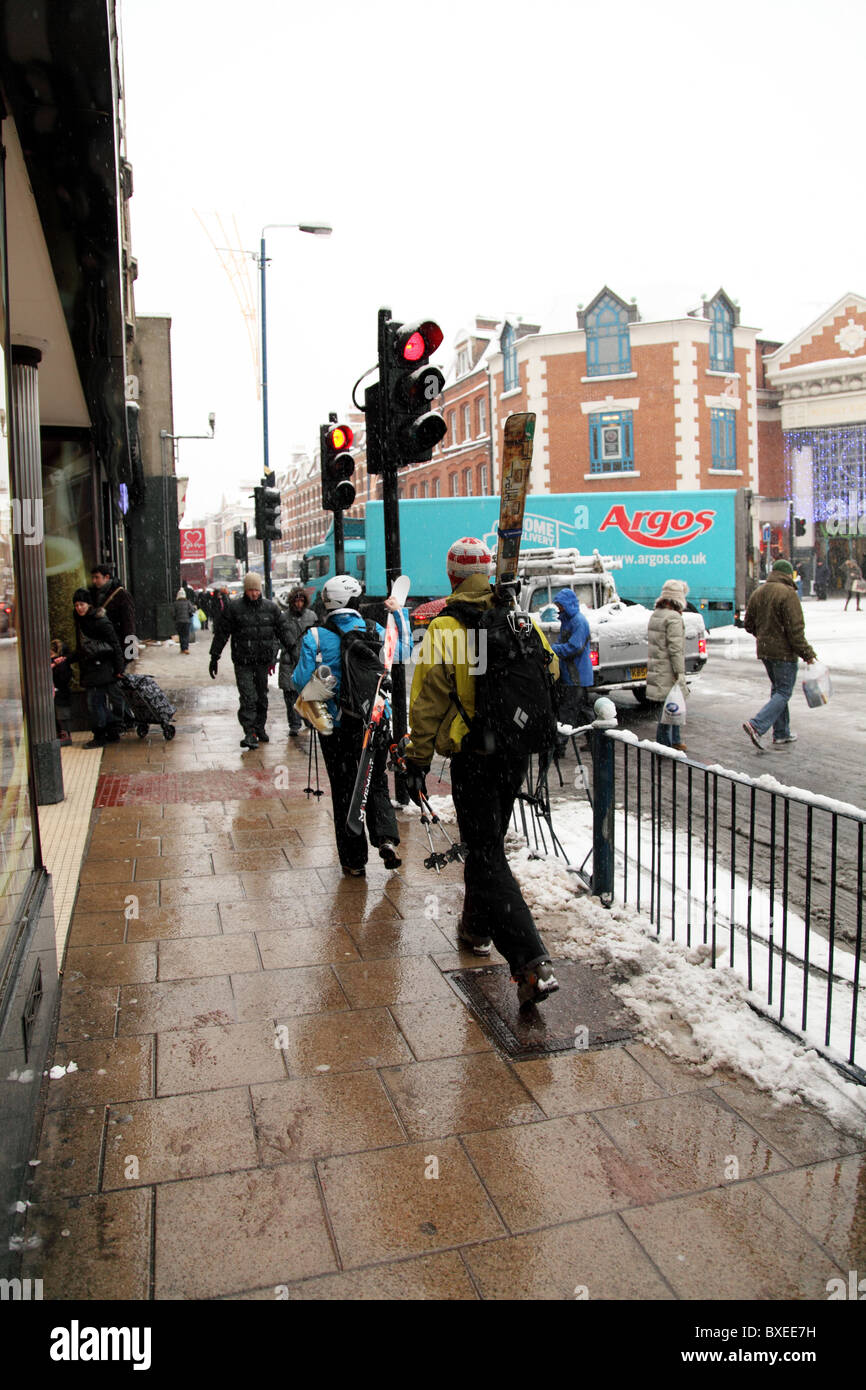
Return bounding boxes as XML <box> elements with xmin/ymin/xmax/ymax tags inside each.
<box><xmin>20</xmin><ymin>642</ymin><xmax>866</xmax><ymax>1300</ymax></box>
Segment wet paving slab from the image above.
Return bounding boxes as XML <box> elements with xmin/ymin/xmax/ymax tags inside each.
<box><xmin>18</xmin><ymin>666</ymin><xmax>866</xmax><ymax>1302</ymax></box>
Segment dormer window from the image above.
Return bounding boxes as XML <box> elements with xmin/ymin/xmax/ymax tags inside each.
<box><xmin>585</xmin><ymin>291</ymin><xmax>632</xmax><ymax>376</ymax></box>
<box><xmin>709</xmin><ymin>295</ymin><xmax>735</xmax><ymax>372</ymax></box>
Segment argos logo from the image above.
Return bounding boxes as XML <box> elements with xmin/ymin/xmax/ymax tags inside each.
<box><xmin>599</xmin><ymin>504</ymin><xmax>716</xmax><ymax>549</ymax></box>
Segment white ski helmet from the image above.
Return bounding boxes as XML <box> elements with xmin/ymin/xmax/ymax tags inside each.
<box><xmin>322</xmin><ymin>574</ymin><xmax>363</xmax><ymax>611</ymax></box>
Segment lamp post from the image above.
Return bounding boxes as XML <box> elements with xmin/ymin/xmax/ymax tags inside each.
<box><xmin>258</xmin><ymin>222</ymin><xmax>332</xmax><ymax>596</ymax></box>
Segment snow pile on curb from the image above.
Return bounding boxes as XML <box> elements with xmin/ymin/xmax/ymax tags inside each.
<box><xmin>507</xmin><ymin>842</ymin><xmax>866</xmax><ymax>1135</ymax></box>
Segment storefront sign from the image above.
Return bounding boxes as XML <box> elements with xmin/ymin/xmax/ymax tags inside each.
<box><xmin>179</xmin><ymin>527</ymin><xmax>206</xmax><ymax>561</ymax></box>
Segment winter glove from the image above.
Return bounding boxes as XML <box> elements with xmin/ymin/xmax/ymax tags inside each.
<box><xmin>209</xmin><ymin>659</ymin><xmax>218</xmax><ymax>680</ymax></box>
<box><xmin>403</xmin><ymin>760</ymin><xmax>429</xmax><ymax>807</ymax></box>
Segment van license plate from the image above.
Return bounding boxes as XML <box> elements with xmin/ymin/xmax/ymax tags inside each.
<box><xmin>629</xmin><ymin>665</ymin><xmax>647</xmax><ymax>680</ymax></box>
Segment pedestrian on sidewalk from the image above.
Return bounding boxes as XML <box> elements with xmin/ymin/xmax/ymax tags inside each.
<box><xmin>174</xmin><ymin>588</ymin><xmax>195</xmax><ymax>654</ymax></box>
<box><xmin>401</xmin><ymin>537</ymin><xmax>561</xmax><ymax>1008</ymax></box>
<box><xmin>550</xmin><ymin>587</ymin><xmax>592</xmax><ymax>755</ymax></box>
<box><xmin>292</xmin><ymin>575</ymin><xmax>403</xmax><ymax>876</ymax></box>
<box><xmin>208</xmin><ymin>572</ymin><xmax>290</xmax><ymax>750</ymax></box>
<box><xmin>814</xmin><ymin>557</ymin><xmax>830</xmax><ymax>601</ymax></box>
<box><xmin>742</xmin><ymin>558</ymin><xmax>817</xmax><ymax>751</ymax></box>
<box><xmin>72</xmin><ymin>589</ymin><xmax>124</xmax><ymax>748</ymax></box>
<box><xmin>279</xmin><ymin>586</ymin><xmax>317</xmax><ymax>736</ymax></box>
<box><xmin>90</xmin><ymin>565</ymin><xmax>136</xmax><ymax>666</ymax></box>
<box><xmin>647</xmin><ymin>579</ymin><xmax>689</xmax><ymax>752</ymax></box>
<box><xmin>842</xmin><ymin>557</ymin><xmax>864</xmax><ymax>612</ymax></box>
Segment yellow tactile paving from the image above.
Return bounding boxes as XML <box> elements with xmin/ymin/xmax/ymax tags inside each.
<box><xmin>37</xmin><ymin>736</ymin><xmax>103</xmax><ymax>964</ymax></box>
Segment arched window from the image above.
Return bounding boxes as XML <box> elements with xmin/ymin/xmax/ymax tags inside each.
<box><xmin>502</xmin><ymin>325</ymin><xmax>518</xmax><ymax>391</ymax></box>
<box><xmin>586</xmin><ymin>293</ymin><xmax>631</xmax><ymax>376</ymax></box>
<box><xmin>709</xmin><ymin>297</ymin><xmax>734</xmax><ymax>372</ymax></box>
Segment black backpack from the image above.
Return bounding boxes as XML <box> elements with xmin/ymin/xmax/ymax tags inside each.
<box><xmin>326</xmin><ymin>617</ymin><xmax>384</xmax><ymax>728</ymax></box>
<box><xmin>446</xmin><ymin>601</ymin><xmax>557</xmax><ymax>757</ymax></box>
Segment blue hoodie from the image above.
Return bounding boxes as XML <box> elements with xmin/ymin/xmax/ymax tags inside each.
<box><xmin>292</xmin><ymin>607</ymin><xmax>409</xmax><ymax>725</ymax></box>
<box><xmin>551</xmin><ymin>588</ymin><xmax>593</xmax><ymax>687</ymax></box>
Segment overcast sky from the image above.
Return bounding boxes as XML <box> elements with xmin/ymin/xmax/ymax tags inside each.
<box><xmin>119</xmin><ymin>0</ymin><xmax>866</xmax><ymax>522</ymax></box>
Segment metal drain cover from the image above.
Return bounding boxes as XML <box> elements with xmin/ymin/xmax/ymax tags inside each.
<box><xmin>446</xmin><ymin>959</ymin><xmax>637</xmax><ymax>1061</ymax></box>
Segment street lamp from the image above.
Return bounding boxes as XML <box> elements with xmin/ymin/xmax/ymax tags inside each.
<box><xmin>257</xmin><ymin>221</ymin><xmax>332</xmax><ymax>595</ymax></box>
<box><xmin>259</xmin><ymin>222</ymin><xmax>332</xmax><ymax>477</ymax></box>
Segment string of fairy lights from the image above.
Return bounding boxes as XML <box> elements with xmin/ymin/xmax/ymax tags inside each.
<box><xmin>784</xmin><ymin>424</ymin><xmax>866</xmax><ymax>531</ymax></box>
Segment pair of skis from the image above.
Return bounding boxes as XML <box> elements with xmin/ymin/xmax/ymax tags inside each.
<box><xmin>346</xmin><ymin>574</ymin><xmax>410</xmax><ymax>836</ymax></box>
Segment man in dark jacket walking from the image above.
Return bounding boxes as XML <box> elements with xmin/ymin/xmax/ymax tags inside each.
<box><xmin>209</xmin><ymin>572</ymin><xmax>290</xmax><ymax>750</ymax></box>
<box><xmin>742</xmin><ymin>558</ymin><xmax>818</xmax><ymax>750</ymax></box>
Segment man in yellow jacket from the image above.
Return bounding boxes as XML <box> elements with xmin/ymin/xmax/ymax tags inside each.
<box><xmin>403</xmin><ymin>537</ymin><xmax>561</xmax><ymax>1008</ymax></box>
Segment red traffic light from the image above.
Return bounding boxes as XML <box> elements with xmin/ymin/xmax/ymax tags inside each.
<box><xmin>396</xmin><ymin>320</ymin><xmax>443</xmax><ymax>364</ymax></box>
<box><xmin>328</xmin><ymin>424</ymin><xmax>354</xmax><ymax>451</ymax></box>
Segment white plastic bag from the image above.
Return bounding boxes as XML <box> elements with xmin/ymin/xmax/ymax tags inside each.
<box><xmin>801</xmin><ymin>661</ymin><xmax>832</xmax><ymax>708</ymax></box>
<box><xmin>660</xmin><ymin>682</ymin><xmax>687</xmax><ymax>725</ymax></box>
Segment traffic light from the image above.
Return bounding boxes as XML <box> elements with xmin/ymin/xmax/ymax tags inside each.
<box><xmin>254</xmin><ymin>481</ymin><xmax>281</xmax><ymax>540</ymax></box>
<box><xmin>320</xmin><ymin>422</ymin><xmax>356</xmax><ymax>511</ymax></box>
<box><xmin>233</xmin><ymin>528</ymin><xmax>247</xmax><ymax>563</ymax></box>
<box><xmin>794</xmin><ymin>516</ymin><xmax>807</xmax><ymax>537</ymax></box>
<box><xmin>366</xmin><ymin>312</ymin><xmax>447</xmax><ymax>472</ymax></box>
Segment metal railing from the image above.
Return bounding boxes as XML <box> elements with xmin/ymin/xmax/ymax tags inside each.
<box><xmin>590</xmin><ymin>731</ymin><xmax>865</xmax><ymax>1078</ymax></box>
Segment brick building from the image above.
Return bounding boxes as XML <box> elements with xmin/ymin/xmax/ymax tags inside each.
<box><xmin>484</xmin><ymin>288</ymin><xmax>763</xmax><ymax>500</ymax></box>
<box><xmin>764</xmin><ymin>291</ymin><xmax>866</xmax><ymax>587</ymax></box>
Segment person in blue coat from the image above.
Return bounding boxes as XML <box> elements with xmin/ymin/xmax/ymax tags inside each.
<box><xmin>550</xmin><ymin>587</ymin><xmax>593</xmax><ymax>753</ymax></box>
<box><xmin>293</xmin><ymin>574</ymin><xmax>406</xmax><ymax>877</ymax></box>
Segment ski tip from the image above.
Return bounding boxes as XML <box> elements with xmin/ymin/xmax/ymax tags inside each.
<box><xmin>391</xmin><ymin>575</ymin><xmax>411</xmax><ymax>605</ymax></box>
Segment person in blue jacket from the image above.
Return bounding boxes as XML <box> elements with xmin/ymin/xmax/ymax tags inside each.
<box><xmin>550</xmin><ymin>587</ymin><xmax>593</xmax><ymax>754</ymax></box>
<box><xmin>292</xmin><ymin>574</ymin><xmax>406</xmax><ymax>878</ymax></box>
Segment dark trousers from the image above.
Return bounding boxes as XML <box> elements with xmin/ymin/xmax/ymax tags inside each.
<box><xmin>318</xmin><ymin>721</ymin><xmax>398</xmax><ymax>870</ymax></box>
<box><xmin>450</xmin><ymin>749</ymin><xmax>548</xmax><ymax>973</ymax></box>
<box><xmin>284</xmin><ymin>689</ymin><xmax>303</xmax><ymax>731</ymax></box>
<box><xmin>177</xmin><ymin>622</ymin><xmax>190</xmax><ymax>652</ymax></box>
<box><xmin>235</xmin><ymin>664</ymin><xmax>270</xmax><ymax>735</ymax></box>
<box><xmin>86</xmin><ymin>686</ymin><xmax>119</xmax><ymax>740</ymax></box>
<box><xmin>555</xmin><ymin>682</ymin><xmax>588</xmax><ymax>748</ymax></box>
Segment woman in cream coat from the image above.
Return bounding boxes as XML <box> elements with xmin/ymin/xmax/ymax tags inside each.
<box><xmin>646</xmin><ymin>579</ymin><xmax>688</xmax><ymax>750</ymax></box>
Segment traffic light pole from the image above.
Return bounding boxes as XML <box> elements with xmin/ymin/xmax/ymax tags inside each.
<box><xmin>377</xmin><ymin>310</ymin><xmax>409</xmax><ymax>801</ymax></box>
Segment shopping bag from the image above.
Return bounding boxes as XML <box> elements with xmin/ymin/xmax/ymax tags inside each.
<box><xmin>660</xmin><ymin>682</ymin><xmax>687</xmax><ymax>725</ymax></box>
<box><xmin>801</xmin><ymin>661</ymin><xmax>832</xmax><ymax>708</ymax></box>
<box><xmin>853</xmin><ymin>579</ymin><xmax>866</xmax><ymax>595</ymax></box>
<box><xmin>197</xmin><ymin>608</ymin><xmax>207</xmax><ymax>623</ymax></box>
<box><xmin>191</xmin><ymin>611</ymin><xmax>201</xmax><ymax>631</ymax></box>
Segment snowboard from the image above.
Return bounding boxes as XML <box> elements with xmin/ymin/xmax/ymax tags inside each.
<box><xmin>495</xmin><ymin>413</ymin><xmax>536</xmax><ymax>591</ymax></box>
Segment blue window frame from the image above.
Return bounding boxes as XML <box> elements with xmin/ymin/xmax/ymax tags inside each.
<box><xmin>589</xmin><ymin>411</ymin><xmax>634</xmax><ymax>473</ymax></box>
<box><xmin>586</xmin><ymin>293</ymin><xmax>631</xmax><ymax>376</ymax></box>
<box><xmin>711</xmin><ymin>408</ymin><xmax>737</xmax><ymax>469</ymax></box>
<box><xmin>502</xmin><ymin>325</ymin><xmax>518</xmax><ymax>391</ymax></box>
<box><xmin>709</xmin><ymin>297</ymin><xmax>734</xmax><ymax>372</ymax></box>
